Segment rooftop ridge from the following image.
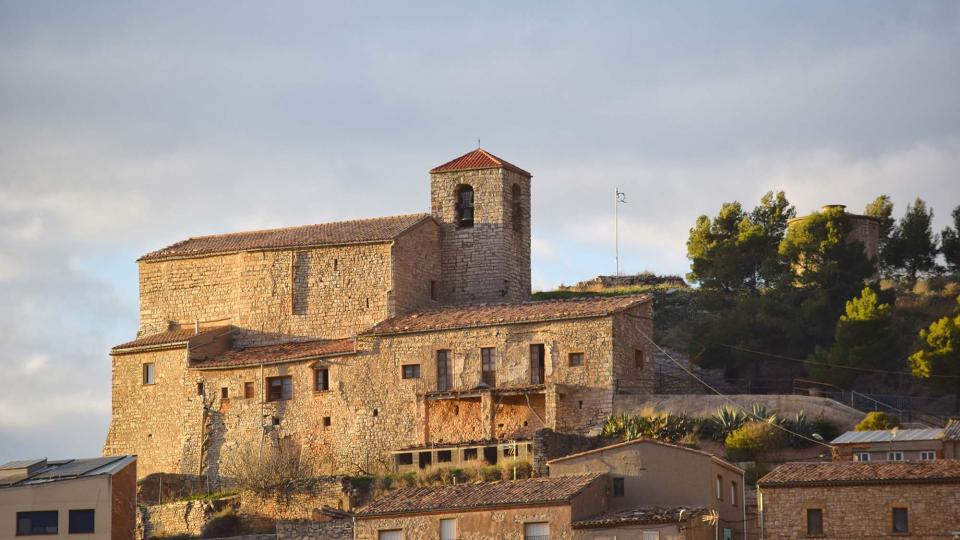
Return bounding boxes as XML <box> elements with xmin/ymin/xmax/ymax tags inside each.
<box><xmin>167</xmin><ymin>212</ymin><xmax>432</xmax><ymax>244</ymax></box>
<box><xmin>430</xmin><ymin>148</ymin><xmax>531</xmax><ymax>177</ymax></box>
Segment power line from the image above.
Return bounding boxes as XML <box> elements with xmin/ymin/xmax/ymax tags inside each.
<box><xmin>631</xmin><ymin>321</ymin><xmax>835</xmax><ymax>450</ymax></box>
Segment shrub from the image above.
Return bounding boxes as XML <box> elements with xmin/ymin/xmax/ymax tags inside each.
<box><xmin>725</xmin><ymin>421</ymin><xmax>785</xmax><ymax>462</ymax></box>
<box><xmin>601</xmin><ymin>412</ymin><xmax>699</xmax><ymax>443</ymax></box>
<box><xmin>200</xmin><ymin>508</ymin><xmax>241</xmax><ymax>539</ymax></box>
<box><xmin>499</xmin><ymin>459</ymin><xmax>533</xmax><ymax>480</ymax></box>
<box><xmin>703</xmin><ymin>406</ymin><xmax>747</xmax><ymax>441</ymax></box>
<box><xmin>855</xmin><ymin>411</ymin><xmax>900</xmax><ymax>431</ymax></box>
<box><xmin>220</xmin><ymin>445</ymin><xmax>316</xmax><ymax>495</ymax></box>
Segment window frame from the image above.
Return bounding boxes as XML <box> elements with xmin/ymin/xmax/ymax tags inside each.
<box><xmin>920</xmin><ymin>450</ymin><xmax>936</xmax><ymax>461</ymax></box>
<box><xmin>806</xmin><ymin>508</ymin><xmax>823</xmax><ymax>536</ymax></box>
<box><xmin>716</xmin><ymin>475</ymin><xmax>723</xmax><ymax>500</ymax></box>
<box><xmin>436</xmin><ymin>350</ymin><xmax>452</xmax><ymax>392</ymax></box>
<box><xmin>266</xmin><ymin>376</ymin><xmax>292</xmax><ymax>402</ymax></box>
<box><xmin>731</xmin><ymin>481</ymin><xmax>738</xmax><ymax>507</ymax></box>
<box><xmin>481</xmin><ymin>347</ymin><xmax>497</xmax><ymax>387</ymax></box>
<box><xmin>244</xmin><ymin>382</ymin><xmax>255</xmax><ymax>399</ymax></box>
<box><xmin>530</xmin><ymin>344</ymin><xmax>545</xmax><ymax>385</ymax></box>
<box><xmin>142</xmin><ymin>362</ymin><xmax>156</xmax><ymax>385</ymax></box>
<box><xmin>887</xmin><ymin>451</ymin><xmax>904</xmax><ymax>462</ymax></box>
<box><xmin>853</xmin><ymin>451</ymin><xmax>871</xmax><ymax>462</ymax></box>
<box><xmin>891</xmin><ymin>507</ymin><xmax>908</xmax><ymax>534</ymax></box>
<box><xmin>220</xmin><ymin>387</ymin><xmax>229</xmax><ymax>400</ymax></box>
<box><xmin>16</xmin><ymin>511</ymin><xmax>59</xmax><ymax>536</ymax></box>
<box><xmin>568</xmin><ymin>352</ymin><xmax>584</xmax><ymax>367</ymax></box>
<box><xmin>612</xmin><ymin>477</ymin><xmax>625</xmax><ymax>497</ymax></box>
<box><xmin>455</xmin><ymin>184</ymin><xmax>475</xmax><ymax>228</ymax></box>
<box><xmin>68</xmin><ymin>509</ymin><xmax>95</xmax><ymax>535</ymax></box>
<box><xmin>314</xmin><ymin>367</ymin><xmax>330</xmax><ymax>392</ymax></box>
<box><xmin>439</xmin><ymin>517</ymin><xmax>457</xmax><ymax>540</ymax></box>
<box><xmin>401</xmin><ymin>364</ymin><xmax>421</xmax><ymax>380</ymax></box>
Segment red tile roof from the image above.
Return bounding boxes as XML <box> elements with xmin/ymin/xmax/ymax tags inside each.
<box><xmin>193</xmin><ymin>338</ymin><xmax>356</xmax><ymax>370</ymax></box>
<box><xmin>945</xmin><ymin>419</ymin><xmax>960</xmax><ymax>441</ymax></box>
<box><xmin>574</xmin><ymin>506</ymin><xmax>708</xmax><ymax>529</ymax></box>
<box><xmin>430</xmin><ymin>148</ymin><xmax>531</xmax><ymax>177</ymax></box>
<box><xmin>364</xmin><ymin>295</ymin><xmax>651</xmax><ymax>335</ymax></box>
<box><xmin>356</xmin><ymin>474</ymin><xmax>602</xmax><ymax>517</ymax></box>
<box><xmin>139</xmin><ymin>213</ymin><xmax>433</xmax><ymax>262</ymax></box>
<box><xmin>758</xmin><ymin>461</ymin><xmax>960</xmax><ymax>488</ymax></box>
<box><xmin>112</xmin><ymin>326</ymin><xmax>233</xmax><ymax>353</ymax></box>
<box><xmin>547</xmin><ymin>437</ymin><xmax>743</xmax><ymax>475</ymax></box>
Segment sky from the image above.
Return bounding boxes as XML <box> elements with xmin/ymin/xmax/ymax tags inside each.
<box><xmin>1</xmin><ymin>1</ymin><xmax>959</xmax><ymax>462</ymax></box>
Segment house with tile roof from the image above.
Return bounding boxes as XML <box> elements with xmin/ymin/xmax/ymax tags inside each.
<box><xmin>103</xmin><ymin>149</ymin><xmax>658</xmax><ymax>480</ymax></box>
<box><xmin>830</xmin><ymin>427</ymin><xmax>957</xmax><ymax>462</ymax></box>
<box><xmin>758</xmin><ymin>461</ymin><xmax>960</xmax><ymax>538</ymax></box>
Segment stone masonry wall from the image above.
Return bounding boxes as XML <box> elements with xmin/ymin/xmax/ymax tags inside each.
<box><xmin>760</xmin><ymin>482</ymin><xmax>960</xmax><ymax>539</ymax></box>
<box><xmin>390</xmin><ymin>219</ymin><xmax>442</xmax><ymax>314</ymax></box>
<box><xmin>277</xmin><ymin>519</ymin><xmax>352</xmax><ymax>540</ymax></box>
<box><xmin>431</xmin><ymin>167</ymin><xmax>531</xmax><ymax>305</ymax></box>
<box><xmin>355</xmin><ymin>504</ymin><xmax>574</xmax><ymax>540</ymax></box>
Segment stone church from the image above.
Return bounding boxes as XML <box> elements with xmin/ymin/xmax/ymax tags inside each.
<box><xmin>103</xmin><ymin>149</ymin><xmax>654</xmax><ymax>479</ymax></box>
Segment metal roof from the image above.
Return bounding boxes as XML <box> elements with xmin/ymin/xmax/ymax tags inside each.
<box><xmin>832</xmin><ymin>428</ymin><xmax>944</xmax><ymax>444</ymax></box>
<box><xmin>0</xmin><ymin>456</ymin><xmax>135</xmax><ymax>488</ymax></box>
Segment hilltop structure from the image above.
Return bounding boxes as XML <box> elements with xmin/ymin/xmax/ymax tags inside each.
<box><xmin>787</xmin><ymin>204</ymin><xmax>881</xmax><ymax>271</ymax></box>
<box><xmin>103</xmin><ymin>149</ymin><xmax>655</xmax><ymax>479</ymax></box>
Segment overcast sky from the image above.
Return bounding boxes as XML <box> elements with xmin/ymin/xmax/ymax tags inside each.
<box><xmin>1</xmin><ymin>1</ymin><xmax>959</xmax><ymax>462</ymax></box>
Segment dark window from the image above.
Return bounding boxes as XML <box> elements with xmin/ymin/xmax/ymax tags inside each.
<box><xmin>806</xmin><ymin>508</ymin><xmax>823</xmax><ymax>535</ymax></box>
<box><xmin>220</xmin><ymin>387</ymin><xmax>229</xmax><ymax>399</ymax></box>
<box><xmin>17</xmin><ymin>511</ymin><xmax>58</xmax><ymax>535</ymax></box>
<box><xmin>315</xmin><ymin>368</ymin><xmax>330</xmax><ymax>391</ymax></box>
<box><xmin>481</xmin><ymin>348</ymin><xmax>496</xmax><ymax>387</ymax></box>
<box><xmin>322</xmin><ymin>416</ymin><xmax>331</xmax><ymax>428</ymax></box>
<box><xmin>892</xmin><ymin>508</ymin><xmax>908</xmax><ymax>534</ymax></box>
<box><xmin>635</xmin><ymin>349</ymin><xmax>645</xmax><ymax>370</ymax></box>
<box><xmin>483</xmin><ymin>446</ymin><xmax>498</xmax><ymax>465</ymax></box>
<box><xmin>437</xmin><ymin>450</ymin><xmax>452</xmax><ymax>463</ymax></box>
<box><xmin>463</xmin><ymin>448</ymin><xmax>478</xmax><ymax>461</ymax></box>
<box><xmin>512</xmin><ymin>184</ymin><xmax>523</xmax><ymax>232</ymax></box>
<box><xmin>142</xmin><ymin>363</ymin><xmax>155</xmax><ymax>385</ymax></box>
<box><xmin>267</xmin><ymin>376</ymin><xmax>292</xmax><ymax>401</ymax></box>
<box><xmin>455</xmin><ymin>185</ymin><xmax>474</xmax><ymax>227</ymax></box>
<box><xmin>437</xmin><ymin>350</ymin><xmax>452</xmax><ymax>391</ymax></box>
<box><xmin>568</xmin><ymin>352</ymin><xmax>584</xmax><ymax>367</ymax></box>
<box><xmin>396</xmin><ymin>453</ymin><xmax>413</xmax><ymax>465</ymax></box>
<box><xmin>613</xmin><ymin>478</ymin><xmax>625</xmax><ymax>497</ymax></box>
<box><xmin>731</xmin><ymin>481</ymin><xmax>738</xmax><ymax>507</ymax></box>
<box><xmin>373</xmin><ymin>408</ymin><xmax>379</xmax><ymax>417</ymax></box>
<box><xmin>244</xmin><ymin>382</ymin><xmax>254</xmax><ymax>399</ymax></box>
<box><xmin>197</xmin><ymin>382</ymin><xmax>204</xmax><ymax>396</ymax></box>
<box><xmin>402</xmin><ymin>364</ymin><xmax>421</xmax><ymax>379</ymax></box>
<box><xmin>530</xmin><ymin>344</ymin><xmax>545</xmax><ymax>384</ymax></box>
<box><xmin>418</xmin><ymin>451</ymin><xmax>432</xmax><ymax>469</ymax></box>
<box><xmin>68</xmin><ymin>510</ymin><xmax>95</xmax><ymax>534</ymax></box>
<box><xmin>430</xmin><ymin>280</ymin><xmax>438</xmax><ymax>301</ymax></box>
<box><xmin>504</xmin><ymin>445</ymin><xmax>516</xmax><ymax>457</ymax></box>
<box><xmin>332</xmin><ymin>258</ymin><xmax>338</xmax><ymax>271</ymax></box>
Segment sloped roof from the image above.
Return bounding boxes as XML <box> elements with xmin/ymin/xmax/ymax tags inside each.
<box><xmin>139</xmin><ymin>213</ymin><xmax>433</xmax><ymax>261</ymax></box>
<box><xmin>193</xmin><ymin>338</ymin><xmax>356</xmax><ymax>370</ymax></box>
<box><xmin>356</xmin><ymin>474</ymin><xmax>602</xmax><ymax>517</ymax></box>
<box><xmin>831</xmin><ymin>428</ymin><xmax>944</xmax><ymax>444</ymax></box>
<box><xmin>574</xmin><ymin>506</ymin><xmax>708</xmax><ymax>529</ymax></box>
<box><xmin>364</xmin><ymin>295</ymin><xmax>651</xmax><ymax>335</ymax></box>
<box><xmin>546</xmin><ymin>437</ymin><xmax>742</xmax><ymax>474</ymax></box>
<box><xmin>0</xmin><ymin>456</ymin><xmax>136</xmax><ymax>488</ymax></box>
<box><xmin>944</xmin><ymin>419</ymin><xmax>960</xmax><ymax>441</ymax></box>
<box><xmin>758</xmin><ymin>461</ymin><xmax>960</xmax><ymax>488</ymax></box>
<box><xmin>112</xmin><ymin>326</ymin><xmax>233</xmax><ymax>353</ymax></box>
<box><xmin>430</xmin><ymin>148</ymin><xmax>531</xmax><ymax>177</ymax></box>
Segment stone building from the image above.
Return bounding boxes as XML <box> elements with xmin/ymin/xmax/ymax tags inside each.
<box><xmin>757</xmin><ymin>461</ymin><xmax>960</xmax><ymax>538</ymax></box>
<box><xmin>787</xmin><ymin>204</ymin><xmax>881</xmax><ymax>272</ymax></box>
<box><xmin>103</xmin><ymin>149</ymin><xmax>657</xmax><ymax>479</ymax></box>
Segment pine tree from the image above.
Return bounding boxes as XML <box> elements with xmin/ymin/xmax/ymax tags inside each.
<box><xmin>909</xmin><ymin>296</ymin><xmax>960</xmax><ymax>411</ymax></box>
<box><xmin>886</xmin><ymin>198</ymin><xmax>939</xmax><ymax>281</ymax></box>
<box><xmin>865</xmin><ymin>195</ymin><xmax>895</xmax><ymax>275</ymax></box>
<box><xmin>941</xmin><ymin>205</ymin><xmax>960</xmax><ymax>275</ymax></box>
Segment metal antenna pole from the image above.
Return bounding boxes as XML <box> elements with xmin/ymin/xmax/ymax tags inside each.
<box><xmin>615</xmin><ymin>189</ymin><xmax>626</xmax><ymax>276</ymax></box>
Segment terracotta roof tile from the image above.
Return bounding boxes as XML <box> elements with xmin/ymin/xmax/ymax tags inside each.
<box><xmin>574</xmin><ymin>506</ymin><xmax>708</xmax><ymax>529</ymax></box>
<box><xmin>356</xmin><ymin>474</ymin><xmax>602</xmax><ymax>517</ymax></box>
<box><xmin>364</xmin><ymin>295</ymin><xmax>651</xmax><ymax>335</ymax></box>
<box><xmin>758</xmin><ymin>461</ymin><xmax>960</xmax><ymax>488</ymax></box>
<box><xmin>430</xmin><ymin>149</ymin><xmax>531</xmax><ymax>177</ymax></box>
<box><xmin>139</xmin><ymin>213</ymin><xmax>432</xmax><ymax>261</ymax></box>
<box><xmin>944</xmin><ymin>419</ymin><xmax>960</xmax><ymax>441</ymax></box>
<box><xmin>193</xmin><ymin>338</ymin><xmax>356</xmax><ymax>370</ymax></box>
<box><xmin>112</xmin><ymin>326</ymin><xmax>232</xmax><ymax>352</ymax></box>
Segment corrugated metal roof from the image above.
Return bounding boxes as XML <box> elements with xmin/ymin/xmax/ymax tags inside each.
<box><xmin>0</xmin><ymin>456</ymin><xmax>134</xmax><ymax>489</ymax></box>
<box><xmin>832</xmin><ymin>428</ymin><xmax>944</xmax><ymax>444</ymax></box>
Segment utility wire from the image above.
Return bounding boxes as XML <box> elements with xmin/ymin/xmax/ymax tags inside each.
<box><xmin>631</xmin><ymin>320</ymin><xmax>835</xmax><ymax>450</ymax></box>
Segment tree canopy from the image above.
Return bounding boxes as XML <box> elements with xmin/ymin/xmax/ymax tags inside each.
<box><xmin>941</xmin><ymin>205</ymin><xmax>960</xmax><ymax>274</ymax></box>
<box><xmin>908</xmin><ymin>296</ymin><xmax>960</xmax><ymax>409</ymax></box>
<box><xmin>886</xmin><ymin>198</ymin><xmax>939</xmax><ymax>280</ymax></box>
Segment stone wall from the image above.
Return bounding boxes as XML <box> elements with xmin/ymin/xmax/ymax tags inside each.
<box><xmin>238</xmin><ymin>479</ymin><xmax>352</xmax><ymax>521</ymax></box>
<box><xmin>355</xmin><ymin>505</ymin><xmax>574</xmax><ymax>540</ymax></box>
<box><xmin>531</xmin><ymin>428</ymin><xmax>602</xmax><ymax>476</ymax></box>
<box><xmin>431</xmin><ymin>167</ymin><xmax>531</xmax><ymax>304</ymax></box>
<box><xmin>137</xmin><ymin>473</ymin><xmax>209</xmax><ymax>506</ymax></box>
<box><xmin>760</xmin><ymin>482</ymin><xmax>960</xmax><ymax>538</ymax></box>
<box><xmin>138</xmin><ymin>497</ymin><xmax>236</xmax><ymax>539</ymax></box>
<box><xmin>277</xmin><ymin>519</ymin><xmax>352</xmax><ymax>540</ymax></box>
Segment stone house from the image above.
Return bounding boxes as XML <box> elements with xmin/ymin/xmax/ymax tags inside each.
<box><xmin>757</xmin><ymin>461</ymin><xmax>960</xmax><ymax>538</ymax></box>
<box><xmin>103</xmin><ymin>149</ymin><xmax>657</xmax><ymax>479</ymax></box>
<box><xmin>547</xmin><ymin>438</ymin><xmax>746</xmax><ymax>540</ymax></box>
<box><xmin>0</xmin><ymin>456</ymin><xmax>137</xmax><ymax>540</ymax></box>
<box><xmin>831</xmin><ymin>427</ymin><xmax>957</xmax><ymax>462</ymax></box>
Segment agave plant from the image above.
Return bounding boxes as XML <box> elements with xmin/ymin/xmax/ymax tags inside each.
<box><xmin>706</xmin><ymin>406</ymin><xmax>747</xmax><ymax>441</ymax></box>
<box><xmin>749</xmin><ymin>403</ymin><xmax>779</xmax><ymax>424</ymax></box>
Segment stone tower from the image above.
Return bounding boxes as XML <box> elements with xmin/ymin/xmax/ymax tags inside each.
<box><xmin>430</xmin><ymin>149</ymin><xmax>531</xmax><ymax>304</ymax></box>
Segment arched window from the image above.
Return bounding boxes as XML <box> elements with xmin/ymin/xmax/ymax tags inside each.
<box><xmin>512</xmin><ymin>184</ymin><xmax>522</xmax><ymax>232</ymax></box>
<box><xmin>455</xmin><ymin>185</ymin><xmax>474</xmax><ymax>227</ymax></box>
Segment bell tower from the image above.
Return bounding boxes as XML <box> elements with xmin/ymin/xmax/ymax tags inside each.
<box><xmin>430</xmin><ymin>149</ymin><xmax>531</xmax><ymax>304</ymax></box>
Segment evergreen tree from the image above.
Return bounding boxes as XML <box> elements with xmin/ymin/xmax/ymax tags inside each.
<box><xmin>807</xmin><ymin>287</ymin><xmax>896</xmax><ymax>388</ymax></box>
<box><xmin>941</xmin><ymin>205</ymin><xmax>960</xmax><ymax>275</ymax></box>
<box><xmin>886</xmin><ymin>198</ymin><xmax>939</xmax><ymax>280</ymax></box>
<box><xmin>908</xmin><ymin>296</ymin><xmax>960</xmax><ymax>411</ymax></box>
<box><xmin>865</xmin><ymin>195</ymin><xmax>895</xmax><ymax>274</ymax></box>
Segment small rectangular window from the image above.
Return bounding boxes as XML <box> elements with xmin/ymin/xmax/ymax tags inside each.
<box><xmin>142</xmin><ymin>363</ymin><xmax>155</xmax><ymax>385</ymax></box>
<box><xmin>402</xmin><ymin>364</ymin><xmax>421</xmax><ymax>379</ymax></box>
<box><xmin>436</xmin><ymin>350</ymin><xmax>452</xmax><ymax>391</ymax></box>
<box><xmin>197</xmin><ymin>382</ymin><xmax>204</xmax><ymax>396</ymax></box>
<box><xmin>68</xmin><ymin>510</ymin><xmax>95</xmax><ymax>534</ymax></box>
<box><xmin>322</xmin><ymin>416</ymin><xmax>331</xmax><ymax>428</ymax></box>
<box><xmin>244</xmin><ymin>382</ymin><xmax>255</xmax><ymax>399</ymax></box>
<box><xmin>612</xmin><ymin>477</ymin><xmax>625</xmax><ymax>497</ymax></box>
<box><xmin>887</xmin><ymin>451</ymin><xmax>904</xmax><ymax>461</ymax></box>
<box><xmin>481</xmin><ymin>348</ymin><xmax>496</xmax><ymax>387</ymax></box>
<box><xmin>806</xmin><ymin>508</ymin><xmax>823</xmax><ymax>535</ymax></box>
<box><xmin>440</xmin><ymin>518</ymin><xmax>457</xmax><ymax>540</ymax></box>
<box><xmin>530</xmin><ymin>344</ymin><xmax>545</xmax><ymax>385</ymax></box>
<box><xmin>463</xmin><ymin>448</ymin><xmax>478</xmax><ymax>461</ymax></box>
<box><xmin>523</xmin><ymin>522</ymin><xmax>549</xmax><ymax>540</ymax></box>
<box><xmin>17</xmin><ymin>511</ymin><xmax>58</xmax><ymax>536</ymax></box>
<box><xmin>267</xmin><ymin>376</ymin><xmax>292</xmax><ymax>401</ymax></box>
<box><xmin>378</xmin><ymin>531</ymin><xmax>402</xmax><ymax>540</ymax></box>
<box><xmin>396</xmin><ymin>453</ymin><xmax>413</xmax><ymax>465</ymax></box>
<box><xmin>731</xmin><ymin>481</ymin><xmax>738</xmax><ymax>506</ymax></box>
<box><xmin>920</xmin><ymin>451</ymin><xmax>935</xmax><ymax>461</ymax></box>
<box><xmin>315</xmin><ymin>367</ymin><xmax>330</xmax><ymax>391</ymax></box>
<box><xmin>430</xmin><ymin>280</ymin><xmax>438</xmax><ymax>301</ymax></box>
<box><xmin>220</xmin><ymin>387</ymin><xmax>229</xmax><ymax>399</ymax></box>
<box><xmin>854</xmin><ymin>452</ymin><xmax>871</xmax><ymax>462</ymax></box>
<box><xmin>892</xmin><ymin>508</ymin><xmax>908</xmax><ymax>534</ymax></box>
<box><xmin>437</xmin><ymin>450</ymin><xmax>452</xmax><ymax>463</ymax></box>
<box><xmin>568</xmin><ymin>352</ymin><xmax>584</xmax><ymax>367</ymax></box>
<box><xmin>716</xmin><ymin>475</ymin><xmax>723</xmax><ymax>500</ymax></box>
<box><xmin>635</xmin><ymin>349</ymin><xmax>645</xmax><ymax>370</ymax></box>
